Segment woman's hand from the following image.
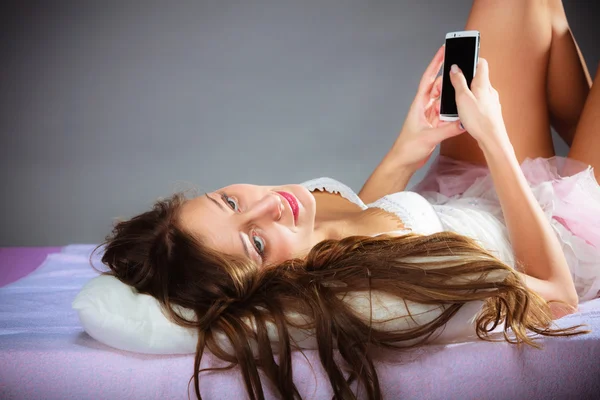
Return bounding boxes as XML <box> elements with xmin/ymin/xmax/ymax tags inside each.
<box><xmin>449</xmin><ymin>58</ymin><xmax>511</xmax><ymax>151</ymax></box>
<box><xmin>393</xmin><ymin>45</ymin><xmax>466</xmax><ymax>171</ymax></box>
<box><xmin>359</xmin><ymin>45</ymin><xmax>465</xmax><ymax>203</ymax></box>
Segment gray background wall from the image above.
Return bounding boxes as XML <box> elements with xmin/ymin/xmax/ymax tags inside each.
<box><xmin>1</xmin><ymin>0</ymin><xmax>599</xmax><ymax>246</ymax></box>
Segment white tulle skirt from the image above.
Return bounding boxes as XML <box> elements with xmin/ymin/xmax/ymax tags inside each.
<box><xmin>412</xmin><ymin>156</ymin><xmax>600</xmax><ymax>302</ymax></box>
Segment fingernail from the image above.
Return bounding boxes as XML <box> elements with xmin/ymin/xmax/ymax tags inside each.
<box><xmin>451</xmin><ymin>64</ymin><xmax>459</xmax><ymax>74</ymax></box>
<box><xmin>459</xmin><ymin>122</ymin><xmax>465</xmax><ymax>130</ymax></box>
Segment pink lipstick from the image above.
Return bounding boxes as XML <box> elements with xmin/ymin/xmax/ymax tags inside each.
<box><xmin>275</xmin><ymin>191</ymin><xmax>299</xmax><ymax>224</ymax></box>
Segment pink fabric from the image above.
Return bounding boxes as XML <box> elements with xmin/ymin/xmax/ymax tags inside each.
<box><xmin>0</xmin><ymin>247</ymin><xmax>62</xmax><ymax>287</ymax></box>
<box><xmin>413</xmin><ymin>155</ymin><xmax>600</xmax><ymax>248</ymax></box>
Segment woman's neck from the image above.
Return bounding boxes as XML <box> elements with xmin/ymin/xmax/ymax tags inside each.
<box><xmin>310</xmin><ymin>191</ymin><xmax>404</xmax><ymax>242</ymax></box>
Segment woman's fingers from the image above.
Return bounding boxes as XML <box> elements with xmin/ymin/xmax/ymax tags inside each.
<box><xmin>431</xmin><ymin>75</ymin><xmax>443</xmax><ymax>98</ymax></box>
<box><xmin>417</xmin><ymin>45</ymin><xmax>445</xmax><ymax>96</ymax></box>
<box><xmin>422</xmin><ymin>97</ymin><xmax>443</xmax><ymax>129</ymax></box>
<box><xmin>431</xmin><ymin>97</ymin><xmax>441</xmax><ymax>124</ymax></box>
<box><xmin>472</xmin><ymin>58</ymin><xmax>490</xmax><ymax>91</ymax></box>
<box><xmin>449</xmin><ymin>65</ymin><xmax>473</xmax><ymax>100</ymax></box>
<box><xmin>428</xmin><ymin>120</ymin><xmax>466</xmax><ymax>144</ymax></box>
<box><xmin>424</xmin><ymin>94</ymin><xmax>441</xmax><ymax>123</ymax></box>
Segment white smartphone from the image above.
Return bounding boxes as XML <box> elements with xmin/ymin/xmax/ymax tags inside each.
<box><xmin>440</xmin><ymin>30</ymin><xmax>480</xmax><ymax>122</ymax></box>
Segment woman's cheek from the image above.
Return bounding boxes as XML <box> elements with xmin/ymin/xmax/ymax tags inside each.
<box><xmin>272</xmin><ymin>229</ymin><xmax>302</xmax><ymax>261</ymax></box>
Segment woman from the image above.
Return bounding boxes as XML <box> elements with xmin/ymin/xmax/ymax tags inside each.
<box><xmin>98</xmin><ymin>0</ymin><xmax>598</xmax><ymax>399</ymax></box>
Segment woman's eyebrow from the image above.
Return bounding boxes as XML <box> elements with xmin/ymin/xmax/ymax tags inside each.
<box><xmin>205</xmin><ymin>193</ymin><xmax>225</xmax><ymax>212</ymax></box>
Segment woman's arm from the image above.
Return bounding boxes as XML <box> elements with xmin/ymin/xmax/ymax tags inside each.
<box><xmin>450</xmin><ymin>60</ymin><xmax>578</xmax><ymax>316</ymax></box>
<box><xmin>482</xmin><ymin>137</ymin><xmax>578</xmax><ymax>315</ymax></box>
<box><xmin>358</xmin><ymin>144</ymin><xmax>417</xmax><ymax>204</ymax></box>
<box><xmin>359</xmin><ymin>45</ymin><xmax>464</xmax><ymax>204</ymax></box>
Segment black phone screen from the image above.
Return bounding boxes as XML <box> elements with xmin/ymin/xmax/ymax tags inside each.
<box><xmin>440</xmin><ymin>35</ymin><xmax>478</xmax><ymax>116</ymax></box>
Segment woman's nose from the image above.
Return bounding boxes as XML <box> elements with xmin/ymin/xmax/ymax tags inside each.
<box><xmin>243</xmin><ymin>193</ymin><xmax>283</xmax><ymax>223</ymax></box>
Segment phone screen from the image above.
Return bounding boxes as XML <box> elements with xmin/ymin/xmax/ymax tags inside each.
<box><xmin>440</xmin><ymin>35</ymin><xmax>479</xmax><ymax>116</ymax></box>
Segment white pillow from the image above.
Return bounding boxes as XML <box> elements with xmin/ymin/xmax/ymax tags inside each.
<box><xmin>72</xmin><ymin>274</ymin><xmax>319</xmax><ymax>354</ymax></box>
<box><xmin>73</xmin><ymin>274</ymin><xmax>198</xmax><ymax>354</ymax></box>
<box><xmin>73</xmin><ymin>274</ymin><xmax>485</xmax><ymax>354</ymax></box>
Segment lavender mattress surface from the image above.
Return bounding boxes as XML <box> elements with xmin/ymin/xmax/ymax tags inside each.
<box><xmin>1</xmin><ymin>245</ymin><xmax>599</xmax><ymax>399</ymax></box>
<box><xmin>0</xmin><ymin>247</ymin><xmax>62</xmax><ymax>287</ymax></box>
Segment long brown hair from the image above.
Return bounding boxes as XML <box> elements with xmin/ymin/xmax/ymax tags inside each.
<box><xmin>98</xmin><ymin>192</ymin><xmax>588</xmax><ymax>400</ymax></box>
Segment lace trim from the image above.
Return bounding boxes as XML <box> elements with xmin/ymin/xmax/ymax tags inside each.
<box><xmin>369</xmin><ymin>196</ymin><xmax>416</xmax><ymax>231</ymax></box>
<box><xmin>370</xmin><ymin>192</ymin><xmax>445</xmax><ymax>235</ymax></box>
<box><xmin>301</xmin><ymin>177</ymin><xmax>444</xmax><ymax>236</ymax></box>
<box><xmin>300</xmin><ymin>177</ymin><xmax>367</xmax><ymax>210</ymax></box>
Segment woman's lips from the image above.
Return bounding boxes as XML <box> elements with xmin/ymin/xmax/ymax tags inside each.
<box><xmin>275</xmin><ymin>191</ymin><xmax>299</xmax><ymax>224</ymax></box>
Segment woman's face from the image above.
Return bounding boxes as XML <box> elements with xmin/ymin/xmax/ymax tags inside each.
<box><xmin>179</xmin><ymin>184</ymin><xmax>318</xmax><ymax>266</ymax></box>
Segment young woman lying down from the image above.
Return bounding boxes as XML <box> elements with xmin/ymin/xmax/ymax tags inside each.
<box><xmin>96</xmin><ymin>1</ymin><xmax>599</xmax><ymax>399</ymax></box>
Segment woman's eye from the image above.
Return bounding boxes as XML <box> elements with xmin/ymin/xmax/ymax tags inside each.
<box><xmin>223</xmin><ymin>195</ymin><xmax>239</xmax><ymax>211</ymax></box>
<box><xmin>252</xmin><ymin>234</ymin><xmax>266</xmax><ymax>256</ymax></box>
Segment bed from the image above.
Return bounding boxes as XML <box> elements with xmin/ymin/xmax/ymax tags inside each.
<box><xmin>1</xmin><ymin>245</ymin><xmax>599</xmax><ymax>399</ymax></box>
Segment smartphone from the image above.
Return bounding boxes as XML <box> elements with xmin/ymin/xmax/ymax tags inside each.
<box><xmin>440</xmin><ymin>30</ymin><xmax>480</xmax><ymax>121</ymax></box>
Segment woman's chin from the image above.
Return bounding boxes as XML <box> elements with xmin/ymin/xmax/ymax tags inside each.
<box><xmin>288</xmin><ymin>184</ymin><xmax>316</xmax><ymax>229</ymax></box>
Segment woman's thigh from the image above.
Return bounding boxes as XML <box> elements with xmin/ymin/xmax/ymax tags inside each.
<box><xmin>568</xmin><ymin>63</ymin><xmax>600</xmax><ymax>181</ymax></box>
<box><xmin>440</xmin><ymin>0</ymin><xmax>555</xmax><ymax>165</ymax></box>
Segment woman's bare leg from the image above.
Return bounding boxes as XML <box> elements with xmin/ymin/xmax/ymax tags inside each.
<box><xmin>547</xmin><ymin>1</ymin><xmax>592</xmax><ymax>146</ymax></box>
<box><xmin>440</xmin><ymin>0</ymin><xmax>589</xmax><ymax>165</ymax></box>
<box><xmin>568</xmin><ymin>64</ymin><xmax>600</xmax><ymax>181</ymax></box>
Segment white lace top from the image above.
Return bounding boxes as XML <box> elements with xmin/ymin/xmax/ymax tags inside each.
<box><xmin>300</xmin><ymin>175</ymin><xmax>600</xmax><ymax>341</ymax></box>
<box><xmin>301</xmin><ymin>177</ymin><xmax>444</xmax><ymax>236</ymax></box>
<box><xmin>300</xmin><ymin>177</ymin><xmax>487</xmax><ymax>342</ymax></box>
<box><xmin>301</xmin><ymin>176</ymin><xmax>600</xmax><ymax>302</ymax></box>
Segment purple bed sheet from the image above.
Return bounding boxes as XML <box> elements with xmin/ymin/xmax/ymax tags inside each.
<box><xmin>0</xmin><ymin>247</ymin><xmax>62</xmax><ymax>287</ymax></box>
<box><xmin>1</xmin><ymin>245</ymin><xmax>599</xmax><ymax>400</ymax></box>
